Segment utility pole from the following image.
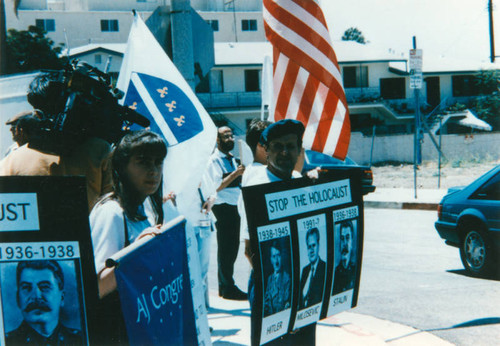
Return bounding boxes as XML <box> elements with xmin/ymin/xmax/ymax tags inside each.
<box><xmin>227</xmin><ymin>0</ymin><xmax>238</xmax><ymax>42</ymax></box>
<box><xmin>489</xmin><ymin>0</ymin><xmax>495</xmax><ymax>62</ymax></box>
<box><xmin>410</xmin><ymin>37</ymin><xmax>423</xmax><ymax>199</ymax></box>
<box><xmin>171</xmin><ymin>0</ymin><xmax>195</xmax><ymax>89</ymax></box>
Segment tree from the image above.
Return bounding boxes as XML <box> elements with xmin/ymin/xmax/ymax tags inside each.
<box><xmin>472</xmin><ymin>69</ymin><xmax>500</xmax><ymax>131</ymax></box>
<box><xmin>342</xmin><ymin>27</ymin><xmax>366</xmax><ymax>44</ymax></box>
<box><xmin>6</xmin><ymin>25</ymin><xmax>67</xmax><ymax>73</ymax></box>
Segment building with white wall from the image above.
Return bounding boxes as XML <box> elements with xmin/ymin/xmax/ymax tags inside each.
<box><xmin>4</xmin><ymin>0</ymin><xmax>499</xmax><ymax>138</ymax></box>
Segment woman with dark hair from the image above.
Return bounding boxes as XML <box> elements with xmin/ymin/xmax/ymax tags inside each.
<box><xmin>90</xmin><ymin>130</ymin><xmax>167</xmax><ymax>278</ymax></box>
<box><xmin>89</xmin><ymin>130</ymin><xmax>168</xmax><ymax>344</ymax></box>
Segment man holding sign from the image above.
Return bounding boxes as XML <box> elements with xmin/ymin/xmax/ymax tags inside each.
<box><xmin>242</xmin><ymin>119</ymin><xmax>316</xmax><ymax>345</ymax></box>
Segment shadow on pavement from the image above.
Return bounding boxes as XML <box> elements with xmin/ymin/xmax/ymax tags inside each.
<box><xmin>213</xmin><ymin>342</ymin><xmax>247</xmax><ymax>346</ymax></box>
<box><xmin>450</xmin><ymin>317</ymin><xmax>500</xmax><ymax>328</ymax></box>
<box><xmin>387</xmin><ymin>317</ymin><xmax>500</xmax><ymax>342</ymax></box>
<box><xmin>208</xmin><ymin>306</ymin><xmax>250</xmax><ymax>318</ymax></box>
<box><xmin>211</xmin><ymin>328</ymin><xmax>242</xmax><ymax>337</ymax></box>
<box><xmin>447</xmin><ymin>269</ymin><xmax>500</xmax><ymax>281</ymax></box>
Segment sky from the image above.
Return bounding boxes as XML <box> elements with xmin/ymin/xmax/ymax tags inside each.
<box><xmin>320</xmin><ymin>0</ymin><xmax>498</xmax><ymax>63</ymax></box>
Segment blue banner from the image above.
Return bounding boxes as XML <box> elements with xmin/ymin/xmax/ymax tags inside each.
<box><xmin>114</xmin><ymin>221</ymin><xmax>196</xmax><ymax>345</ymax></box>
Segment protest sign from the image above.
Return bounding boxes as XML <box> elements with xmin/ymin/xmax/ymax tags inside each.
<box><xmin>242</xmin><ymin>170</ymin><xmax>363</xmax><ymax>344</ymax></box>
<box><xmin>112</xmin><ymin>217</ymin><xmax>210</xmax><ymax>346</ymax></box>
<box><xmin>0</xmin><ymin>176</ymin><xmax>99</xmax><ymax>345</ymax></box>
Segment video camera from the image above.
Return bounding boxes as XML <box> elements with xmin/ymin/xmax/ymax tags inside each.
<box><xmin>26</xmin><ymin>60</ymin><xmax>150</xmax><ymax>155</ymax></box>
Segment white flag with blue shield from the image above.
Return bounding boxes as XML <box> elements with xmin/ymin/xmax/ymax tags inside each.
<box><xmin>116</xmin><ymin>13</ymin><xmax>214</xmax><ymax>345</ymax></box>
<box><xmin>117</xmin><ymin>13</ymin><xmax>217</xmax><ymax>215</ymax></box>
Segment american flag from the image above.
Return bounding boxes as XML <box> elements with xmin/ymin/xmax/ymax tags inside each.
<box><xmin>263</xmin><ymin>0</ymin><xmax>350</xmax><ymax>159</ymax></box>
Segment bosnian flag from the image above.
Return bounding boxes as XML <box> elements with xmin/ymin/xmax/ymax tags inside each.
<box><xmin>117</xmin><ymin>13</ymin><xmax>217</xmax><ymax>213</ymax></box>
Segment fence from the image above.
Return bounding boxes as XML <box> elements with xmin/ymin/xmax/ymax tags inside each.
<box><xmin>348</xmin><ymin>132</ymin><xmax>500</xmax><ymax>165</ymax></box>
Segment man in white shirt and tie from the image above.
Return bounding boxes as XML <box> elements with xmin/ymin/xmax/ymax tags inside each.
<box><xmin>207</xmin><ymin>126</ymin><xmax>247</xmax><ymax>300</ymax></box>
<box><xmin>298</xmin><ymin>227</ymin><xmax>326</xmax><ymax>310</ymax></box>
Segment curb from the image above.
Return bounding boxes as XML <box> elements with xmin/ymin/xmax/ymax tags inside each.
<box><xmin>364</xmin><ymin>201</ymin><xmax>439</xmax><ymax>210</ymax></box>
<box><xmin>207</xmin><ymin>296</ymin><xmax>452</xmax><ymax>346</ymax></box>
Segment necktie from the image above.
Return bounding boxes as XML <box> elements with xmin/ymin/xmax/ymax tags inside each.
<box><xmin>226</xmin><ymin>156</ymin><xmax>234</xmax><ymax>169</ymax></box>
<box><xmin>302</xmin><ymin>265</ymin><xmax>315</xmax><ymax>303</ymax></box>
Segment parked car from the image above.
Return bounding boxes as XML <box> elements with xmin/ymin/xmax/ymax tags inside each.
<box><xmin>434</xmin><ymin>164</ymin><xmax>500</xmax><ymax>277</ymax></box>
<box><xmin>302</xmin><ymin>150</ymin><xmax>376</xmax><ymax>195</ymax></box>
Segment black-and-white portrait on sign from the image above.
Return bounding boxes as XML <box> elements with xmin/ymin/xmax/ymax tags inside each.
<box><xmin>1</xmin><ymin>259</ymin><xmax>87</xmax><ymax>345</ymax></box>
<box><xmin>261</xmin><ymin>237</ymin><xmax>292</xmax><ymax>317</ymax></box>
<box><xmin>332</xmin><ymin>219</ymin><xmax>358</xmax><ymax>295</ymax></box>
<box><xmin>296</xmin><ymin>214</ymin><xmax>327</xmax><ymax>311</ymax></box>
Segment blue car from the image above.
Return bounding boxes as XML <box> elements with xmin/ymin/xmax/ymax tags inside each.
<box><xmin>302</xmin><ymin>150</ymin><xmax>376</xmax><ymax>195</ymax></box>
<box><xmin>435</xmin><ymin>164</ymin><xmax>500</xmax><ymax>277</ymax></box>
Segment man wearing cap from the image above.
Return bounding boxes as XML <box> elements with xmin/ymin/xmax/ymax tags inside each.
<box><xmin>4</xmin><ymin>110</ymin><xmax>33</xmax><ymax>157</ymax></box>
<box><xmin>0</xmin><ymin>73</ymin><xmax>113</xmax><ymax>212</ymax></box>
<box><xmin>241</xmin><ymin>119</ymin><xmax>316</xmax><ymax>345</ymax></box>
<box><xmin>207</xmin><ymin>126</ymin><xmax>247</xmax><ymax>300</ymax></box>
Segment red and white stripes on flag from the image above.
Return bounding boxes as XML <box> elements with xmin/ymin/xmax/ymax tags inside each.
<box><xmin>263</xmin><ymin>0</ymin><xmax>350</xmax><ymax>159</ymax></box>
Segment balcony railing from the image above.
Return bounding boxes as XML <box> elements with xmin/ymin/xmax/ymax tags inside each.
<box><xmin>344</xmin><ymin>87</ymin><xmax>380</xmax><ymax>103</ymax></box>
<box><xmin>197</xmin><ymin>91</ymin><xmax>261</xmax><ymax>109</ymax></box>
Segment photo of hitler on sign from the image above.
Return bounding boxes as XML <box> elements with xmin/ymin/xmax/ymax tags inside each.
<box><xmin>262</xmin><ymin>237</ymin><xmax>292</xmax><ymax>317</ymax></box>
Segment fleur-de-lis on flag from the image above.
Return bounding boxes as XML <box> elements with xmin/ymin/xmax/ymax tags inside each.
<box><xmin>157</xmin><ymin>87</ymin><xmax>168</xmax><ymax>98</ymax></box>
<box><xmin>166</xmin><ymin>101</ymin><xmax>177</xmax><ymax>112</ymax></box>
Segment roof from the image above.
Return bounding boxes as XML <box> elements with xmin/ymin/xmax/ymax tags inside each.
<box><xmin>390</xmin><ymin>55</ymin><xmax>500</xmax><ymax>75</ymax></box>
<box><xmin>213</xmin><ymin>40</ymin><xmax>500</xmax><ymax>74</ymax></box>
<box><xmin>65</xmin><ymin>41</ymin><xmax>500</xmax><ymax>74</ymax></box>
<box><xmin>61</xmin><ymin>43</ymin><xmax>127</xmax><ymax>58</ymax></box>
<box><xmin>214</xmin><ymin>42</ymin><xmax>273</xmax><ymax>66</ymax></box>
<box><xmin>213</xmin><ymin>41</ymin><xmax>406</xmax><ymax>66</ymax></box>
<box><xmin>332</xmin><ymin>41</ymin><xmax>407</xmax><ymax>63</ymax></box>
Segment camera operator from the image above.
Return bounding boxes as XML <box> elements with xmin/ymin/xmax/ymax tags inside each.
<box><xmin>0</xmin><ymin>72</ymin><xmax>113</xmax><ymax>212</ymax></box>
<box><xmin>4</xmin><ymin>110</ymin><xmax>33</xmax><ymax>157</ymax></box>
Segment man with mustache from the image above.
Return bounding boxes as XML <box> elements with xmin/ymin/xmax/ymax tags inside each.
<box><xmin>6</xmin><ymin>260</ymin><xmax>83</xmax><ymax>345</ymax></box>
<box><xmin>263</xmin><ymin>241</ymin><xmax>291</xmax><ymax>316</ymax></box>
<box><xmin>332</xmin><ymin>220</ymin><xmax>357</xmax><ymax>295</ymax></box>
<box><xmin>241</xmin><ymin>119</ymin><xmax>316</xmax><ymax>344</ymax></box>
<box><xmin>207</xmin><ymin>126</ymin><xmax>247</xmax><ymax>300</ymax></box>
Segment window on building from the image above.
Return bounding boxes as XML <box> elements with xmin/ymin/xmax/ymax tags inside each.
<box><xmin>35</xmin><ymin>19</ymin><xmax>55</xmax><ymax>32</ymax></box>
<box><xmin>242</xmin><ymin>19</ymin><xmax>257</xmax><ymax>31</ymax></box>
<box><xmin>206</xmin><ymin>20</ymin><xmax>219</xmax><ymax>32</ymax></box>
<box><xmin>101</xmin><ymin>19</ymin><xmax>119</xmax><ymax>32</ymax></box>
<box><xmin>342</xmin><ymin>66</ymin><xmax>368</xmax><ymax>88</ymax></box>
<box><xmin>210</xmin><ymin>70</ymin><xmax>224</xmax><ymax>93</ymax></box>
<box><xmin>245</xmin><ymin>69</ymin><xmax>260</xmax><ymax>92</ymax></box>
<box><xmin>452</xmin><ymin>75</ymin><xmax>480</xmax><ymax>97</ymax></box>
<box><xmin>380</xmin><ymin>78</ymin><xmax>406</xmax><ymax>99</ymax></box>
<box><xmin>95</xmin><ymin>54</ymin><xmax>102</xmax><ymax>64</ymax></box>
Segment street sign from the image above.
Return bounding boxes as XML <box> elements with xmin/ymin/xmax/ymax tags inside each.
<box><xmin>409</xmin><ymin>49</ymin><xmax>423</xmax><ymax>89</ymax></box>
